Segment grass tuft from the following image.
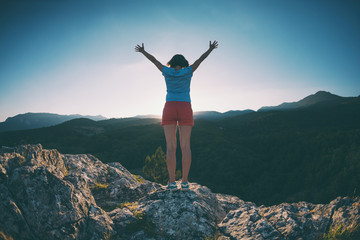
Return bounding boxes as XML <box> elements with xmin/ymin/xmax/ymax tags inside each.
<box><xmin>132</xmin><ymin>174</ymin><xmax>145</xmax><ymax>184</ymax></box>
<box><xmin>93</xmin><ymin>182</ymin><xmax>109</xmax><ymax>190</ymax></box>
<box><xmin>322</xmin><ymin>223</ymin><xmax>360</xmax><ymax>240</ymax></box>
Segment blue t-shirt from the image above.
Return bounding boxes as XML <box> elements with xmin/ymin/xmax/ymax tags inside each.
<box><xmin>162</xmin><ymin>66</ymin><xmax>193</xmax><ymax>102</ymax></box>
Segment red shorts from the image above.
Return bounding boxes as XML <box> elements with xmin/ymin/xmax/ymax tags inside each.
<box><xmin>162</xmin><ymin>101</ymin><xmax>194</xmax><ymax>126</ymax></box>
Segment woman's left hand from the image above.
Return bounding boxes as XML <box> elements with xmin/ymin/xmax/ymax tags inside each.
<box><xmin>209</xmin><ymin>40</ymin><xmax>218</xmax><ymax>50</ymax></box>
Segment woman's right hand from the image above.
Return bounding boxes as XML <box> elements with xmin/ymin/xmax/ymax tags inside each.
<box><xmin>209</xmin><ymin>40</ymin><xmax>218</xmax><ymax>50</ymax></box>
<box><xmin>135</xmin><ymin>43</ymin><xmax>145</xmax><ymax>53</ymax></box>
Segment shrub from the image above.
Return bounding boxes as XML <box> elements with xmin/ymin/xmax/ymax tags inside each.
<box><xmin>143</xmin><ymin>146</ymin><xmax>181</xmax><ymax>185</ymax></box>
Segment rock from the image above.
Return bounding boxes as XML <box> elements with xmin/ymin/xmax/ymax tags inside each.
<box><xmin>219</xmin><ymin>197</ymin><xmax>360</xmax><ymax>239</ymax></box>
<box><xmin>215</xmin><ymin>193</ymin><xmax>246</xmax><ymax>213</ymax></box>
<box><xmin>328</xmin><ymin>196</ymin><xmax>360</xmax><ymax>237</ymax></box>
<box><xmin>0</xmin><ymin>144</ymin><xmax>112</xmax><ymax>240</ymax></box>
<box><xmin>137</xmin><ymin>183</ymin><xmax>227</xmax><ymax>239</ymax></box>
<box><xmin>62</xmin><ymin>154</ymin><xmax>162</xmax><ymax>211</ymax></box>
<box><xmin>108</xmin><ymin>183</ymin><xmax>230</xmax><ymax>239</ymax></box>
<box><xmin>0</xmin><ymin>144</ymin><xmax>359</xmax><ymax>240</ymax></box>
<box><xmin>219</xmin><ymin>201</ymin><xmax>281</xmax><ymax>240</ymax></box>
<box><xmin>0</xmin><ymin>144</ymin><xmax>161</xmax><ymax>239</ymax></box>
<box><xmin>0</xmin><ymin>183</ymin><xmax>33</xmax><ymax>240</ymax></box>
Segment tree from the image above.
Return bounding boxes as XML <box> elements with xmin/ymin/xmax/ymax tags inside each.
<box><xmin>143</xmin><ymin>146</ymin><xmax>181</xmax><ymax>185</ymax></box>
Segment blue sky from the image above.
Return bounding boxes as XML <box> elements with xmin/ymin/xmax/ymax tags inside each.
<box><xmin>1</xmin><ymin>0</ymin><xmax>359</xmax><ymax>121</ymax></box>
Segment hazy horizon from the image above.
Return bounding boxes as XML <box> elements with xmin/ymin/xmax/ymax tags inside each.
<box><xmin>2</xmin><ymin>90</ymin><xmax>358</xmax><ymax>122</ymax></box>
<box><xmin>1</xmin><ymin>0</ymin><xmax>359</xmax><ymax>122</ymax></box>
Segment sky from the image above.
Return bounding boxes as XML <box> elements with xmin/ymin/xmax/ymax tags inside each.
<box><xmin>1</xmin><ymin>0</ymin><xmax>359</xmax><ymax>122</ymax></box>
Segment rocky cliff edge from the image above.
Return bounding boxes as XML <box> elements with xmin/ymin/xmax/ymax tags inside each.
<box><xmin>0</xmin><ymin>144</ymin><xmax>359</xmax><ymax>240</ymax></box>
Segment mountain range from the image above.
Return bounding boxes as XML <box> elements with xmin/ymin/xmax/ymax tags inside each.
<box><xmin>258</xmin><ymin>90</ymin><xmax>354</xmax><ymax>111</ymax></box>
<box><xmin>1</xmin><ymin>91</ymin><xmax>354</xmax><ymax>132</ymax></box>
<box><xmin>0</xmin><ymin>113</ymin><xmax>106</xmax><ymax>132</ymax></box>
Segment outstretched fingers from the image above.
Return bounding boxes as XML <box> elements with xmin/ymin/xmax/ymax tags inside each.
<box><xmin>135</xmin><ymin>43</ymin><xmax>145</xmax><ymax>52</ymax></box>
<box><xmin>210</xmin><ymin>40</ymin><xmax>218</xmax><ymax>50</ymax></box>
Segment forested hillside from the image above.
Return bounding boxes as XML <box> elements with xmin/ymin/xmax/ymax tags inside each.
<box><xmin>1</xmin><ymin>93</ymin><xmax>359</xmax><ymax>205</ymax></box>
<box><xmin>0</xmin><ymin>113</ymin><xmax>106</xmax><ymax>132</ymax></box>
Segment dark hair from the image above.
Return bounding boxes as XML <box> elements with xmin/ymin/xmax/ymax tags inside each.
<box><xmin>167</xmin><ymin>54</ymin><xmax>189</xmax><ymax>68</ymax></box>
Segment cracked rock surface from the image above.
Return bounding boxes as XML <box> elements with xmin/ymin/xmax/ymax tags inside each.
<box><xmin>0</xmin><ymin>144</ymin><xmax>359</xmax><ymax>239</ymax></box>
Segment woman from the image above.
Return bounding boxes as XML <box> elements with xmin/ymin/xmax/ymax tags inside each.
<box><xmin>135</xmin><ymin>41</ymin><xmax>218</xmax><ymax>190</ymax></box>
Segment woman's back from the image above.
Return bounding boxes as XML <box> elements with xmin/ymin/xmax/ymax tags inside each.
<box><xmin>162</xmin><ymin>66</ymin><xmax>193</xmax><ymax>102</ymax></box>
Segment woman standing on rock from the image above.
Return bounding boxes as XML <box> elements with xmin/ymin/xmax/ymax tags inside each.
<box><xmin>135</xmin><ymin>41</ymin><xmax>218</xmax><ymax>190</ymax></box>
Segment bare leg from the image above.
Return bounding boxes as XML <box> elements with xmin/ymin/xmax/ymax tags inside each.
<box><xmin>163</xmin><ymin>124</ymin><xmax>177</xmax><ymax>183</ymax></box>
<box><xmin>179</xmin><ymin>125</ymin><xmax>192</xmax><ymax>183</ymax></box>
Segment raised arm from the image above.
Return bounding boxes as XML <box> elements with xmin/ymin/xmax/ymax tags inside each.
<box><xmin>191</xmin><ymin>40</ymin><xmax>218</xmax><ymax>72</ymax></box>
<box><xmin>135</xmin><ymin>43</ymin><xmax>164</xmax><ymax>72</ymax></box>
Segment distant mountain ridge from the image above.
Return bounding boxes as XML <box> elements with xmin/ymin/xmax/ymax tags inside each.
<box><xmin>1</xmin><ymin>91</ymin><xmax>357</xmax><ymax>132</ymax></box>
<box><xmin>195</xmin><ymin>91</ymin><xmax>357</xmax><ymax>118</ymax></box>
<box><xmin>0</xmin><ymin>113</ymin><xmax>106</xmax><ymax>132</ymax></box>
<box><xmin>194</xmin><ymin>109</ymin><xmax>254</xmax><ymax>120</ymax></box>
<box><xmin>258</xmin><ymin>91</ymin><xmax>349</xmax><ymax>111</ymax></box>
<box><xmin>134</xmin><ymin>110</ymin><xmax>256</xmax><ymax>121</ymax></box>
